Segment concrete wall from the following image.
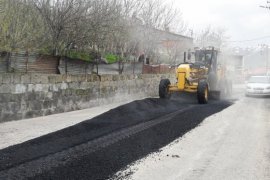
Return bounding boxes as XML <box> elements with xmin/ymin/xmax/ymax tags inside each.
<box><xmin>0</xmin><ymin>73</ymin><xmax>175</xmax><ymax>123</ymax></box>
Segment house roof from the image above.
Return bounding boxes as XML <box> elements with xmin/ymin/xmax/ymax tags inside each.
<box><xmin>135</xmin><ymin>24</ymin><xmax>193</xmax><ymax>41</ymax></box>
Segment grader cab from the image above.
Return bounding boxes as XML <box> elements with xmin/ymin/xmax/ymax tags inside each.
<box><xmin>159</xmin><ymin>47</ymin><xmax>232</xmax><ymax>104</ymax></box>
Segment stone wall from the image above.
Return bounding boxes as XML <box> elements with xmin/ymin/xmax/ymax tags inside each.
<box><xmin>0</xmin><ymin>73</ymin><xmax>175</xmax><ymax>123</ymax></box>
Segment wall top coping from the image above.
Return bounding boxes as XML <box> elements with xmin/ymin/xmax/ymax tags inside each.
<box><xmin>0</xmin><ymin>73</ymin><xmax>174</xmax><ymax>84</ymax></box>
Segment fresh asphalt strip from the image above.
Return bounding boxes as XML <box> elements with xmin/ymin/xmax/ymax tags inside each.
<box><xmin>0</xmin><ymin>98</ymin><xmax>233</xmax><ymax>179</ymax></box>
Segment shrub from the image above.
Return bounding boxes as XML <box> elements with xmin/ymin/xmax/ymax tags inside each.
<box><xmin>67</xmin><ymin>50</ymin><xmax>93</xmax><ymax>61</ymax></box>
<box><xmin>105</xmin><ymin>54</ymin><xmax>119</xmax><ymax>64</ymax></box>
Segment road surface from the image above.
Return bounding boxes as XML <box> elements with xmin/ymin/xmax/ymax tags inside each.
<box><xmin>115</xmin><ymin>96</ymin><xmax>270</xmax><ymax>180</ymax></box>
<box><xmin>0</xmin><ymin>86</ymin><xmax>269</xmax><ymax>180</ymax></box>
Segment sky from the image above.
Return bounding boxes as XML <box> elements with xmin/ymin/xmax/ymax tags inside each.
<box><xmin>173</xmin><ymin>0</ymin><xmax>270</xmax><ymax>48</ymax></box>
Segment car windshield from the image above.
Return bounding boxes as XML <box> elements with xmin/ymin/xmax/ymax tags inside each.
<box><xmin>248</xmin><ymin>76</ymin><xmax>270</xmax><ymax>83</ymax></box>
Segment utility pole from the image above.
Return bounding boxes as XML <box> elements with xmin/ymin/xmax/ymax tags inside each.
<box><xmin>260</xmin><ymin>1</ymin><xmax>270</xmax><ymax>73</ymax></box>
<box><xmin>260</xmin><ymin>2</ymin><xmax>270</xmax><ymax>63</ymax></box>
<box><xmin>259</xmin><ymin>44</ymin><xmax>269</xmax><ymax>73</ymax></box>
<box><xmin>266</xmin><ymin>45</ymin><xmax>269</xmax><ymax>73</ymax></box>
<box><xmin>266</xmin><ymin>46</ymin><xmax>269</xmax><ymax>73</ymax></box>
<box><xmin>264</xmin><ymin>45</ymin><xmax>269</xmax><ymax>73</ymax></box>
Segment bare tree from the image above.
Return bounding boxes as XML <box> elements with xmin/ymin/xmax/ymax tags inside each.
<box><xmin>32</xmin><ymin>0</ymin><xmax>87</xmax><ymax>55</ymax></box>
<box><xmin>0</xmin><ymin>0</ymin><xmax>188</xmax><ymax>73</ymax></box>
<box><xmin>163</xmin><ymin>39</ymin><xmax>190</xmax><ymax>65</ymax></box>
<box><xmin>0</xmin><ymin>0</ymin><xmax>45</xmax><ymax>51</ymax></box>
<box><xmin>195</xmin><ymin>26</ymin><xmax>229</xmax><ymax>49</ymax></box>
<box><xmin>127</xmin><ymin>0</ymin><xmax>186</xmax><ymax>62</ymax></box>
<box><xmin>136</xmin><ymin>0</ymin><xmax>184</xmax><ymax>31</ymax></box>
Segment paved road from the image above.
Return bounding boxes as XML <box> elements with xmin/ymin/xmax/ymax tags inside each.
<box><xmin>0</xmin><ymin>101</ymin><xmax>136</xmax><ymax>150</ymax></box>
<box><xmin>1</xmin><ymin>85</ymin><xmax>261</xmax><ymax>180</ymax></box>
<box><xmin>116</xmin><ymin>96</ymin><xmax>270</xmax><ymax>180</ymax></box>
<box><xmin>0</xmin><ymin>97</ymin><xmax>232</xmax><ymax>179</ymax></box>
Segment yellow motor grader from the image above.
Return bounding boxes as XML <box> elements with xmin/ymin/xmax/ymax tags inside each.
<box><xmin>159</xmin><ymin>47</ymin><xmax>232</xmax><ymax>104</ymax></box>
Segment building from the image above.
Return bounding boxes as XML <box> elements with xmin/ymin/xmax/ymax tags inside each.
<box><xmin>130</xmin><ymin>24</ymin><xmax>193</xmax><ymax>65</ymax></box>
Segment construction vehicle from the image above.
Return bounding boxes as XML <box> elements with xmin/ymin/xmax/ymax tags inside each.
<box><xmin>159</xmin><ymin>47</ymin><xmax>232</xmax><ymax>104</ymax></box>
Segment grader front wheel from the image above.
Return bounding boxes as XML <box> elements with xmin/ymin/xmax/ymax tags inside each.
<box><xmin>159</xmin><ymin>79</ymin><xmax>171</xmax><ymax>99</ymax></box>
<box><xmin>197</xmin><ymin>81</ymin><xmax>209</xmax><ymax>104</ymax></box>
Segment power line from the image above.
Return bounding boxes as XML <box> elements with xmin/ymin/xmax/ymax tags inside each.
<box><xmin>226</xmin><ymin>35</ymin><xmax>270</xmax><ymax>43</ymax></box>
<box><xmin>225</xmin><ymin>3</ymin><xmax>270</xmax><ymax>44</ymax></box>
<box><xmin>260</xmin><ymin>5</ymin><xmax>270</xmax><ymax>9</ymax></box>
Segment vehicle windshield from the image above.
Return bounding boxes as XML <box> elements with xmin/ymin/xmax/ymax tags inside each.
<box><xmin>195</xmin><ymin>51</ymin><xmax>212</xmax><ymax>63</ymax></box>
<box><xmin>248</xmin><ymin>76</ymin><xmax>270</xmax><ymax>83</ymax></box>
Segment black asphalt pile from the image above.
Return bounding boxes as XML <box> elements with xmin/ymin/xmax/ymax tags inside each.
<box><xmin>0</xmin><ymin>98</ymin><xmax>190</xmax><ymax>171</ymax></box>
<box><xmin>0</xmin><ymin>98</ymin><xmax>233</xmax><ymax>179</ymax></box>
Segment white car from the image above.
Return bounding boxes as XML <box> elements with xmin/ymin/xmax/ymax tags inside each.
<box><xmin>246</xmin><ymin>76</ymin><xmax>270</xmax><ymax>96</ymax></box>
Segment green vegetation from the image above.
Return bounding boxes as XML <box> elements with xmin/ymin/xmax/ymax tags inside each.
<box><xmin>105</xmin><ymin>54</ymin><xmax>119</xmax><ymax>64</ymax></box>
<box><xmin>67</xmin><ymin>50</ymin><xmax>93</xmax><ymax>62</ymax></box>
